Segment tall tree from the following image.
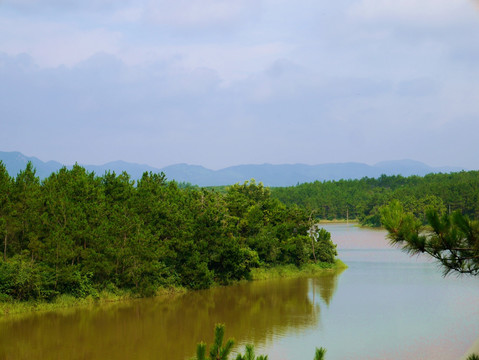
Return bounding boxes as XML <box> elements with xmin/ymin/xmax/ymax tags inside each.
<box><xmin>12</xmin><ymin>162</ymin><xmax>42</xmax><ymax>258</ymax></box>
<box><xmin>0</xmin><ymin>162</ymin><xmax>13</xmax><ymax>261</ymax></box>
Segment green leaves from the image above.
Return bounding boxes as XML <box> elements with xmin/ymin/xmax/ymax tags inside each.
<box><xmin>191</xmin><ymin>324</ymin><xmax>235</xmax><ymax>360</ymax></box>
<box><xmin>272</xmin><ymin>171</ymin><xmax>479</xmax><ymax>228</ymax></box>
<box><xmin>381</xmin><ymin>200</ymin><xmax>479</xmax><ymax>276</ymax></box>
<box><xmin>193</xmin><ymin>324</ymin><xmax>325</xmax><ymax>360</ymax></box>
<box><xmin>235</xmin><ymin>344</ymin><xmax>268</xmax><ymax>360</ymax></box>
<box><xmin>380</xmin><ymin>200</ymin><xmax>422</xmax><ymax>249</ymax></box>
<box><xmin>196</xmin><ymin>343</ymin><xmax>207</xmax><ymax>360</ymax></box>
<box><xmin>314</xmin><ymin>347</ymin><xmax>327</xmax><ymax>360</ymax></box>
<box><xmin>310</xmin><ymin>227</ymin><xmax>337</xmax><ymax>264</ymax></box>
<box><xmin>0</xmin><ymin>165</ymin><xmax>315</xmax><ymax>301</ymax></box>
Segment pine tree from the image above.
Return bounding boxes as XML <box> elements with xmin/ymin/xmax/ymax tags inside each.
<box><xmin>314</xmin><ymin>347</ymin><xmax>327</xmax><ymax>360</ymax></box>
<box><xmin>235</xmin><ymin>344</ymin><xmax>268</xmax><ymax>360</ymax></box>
<box><xmin>381</xmin><ymin>200</ymin><xmax>479</xmax><ymax>276</ymax></box>
<box><xmin>191</xmin><ymin>324</ymin><xmax>234</xmax><ymax>360</ymax></box>
<box><xmin>192</xmin><ymin>324</ymin><xmax>325</xmax><ymax>360</ymax></box>
<box><xmin>0</xmin><ymin>161</ymin><xmax>13</xmax><ymax>261</ymax></box>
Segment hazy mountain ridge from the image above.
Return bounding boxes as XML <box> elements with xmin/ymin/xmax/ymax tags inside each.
<box><xmin>0</xmin><ymin>151</ymin><xmax>466</xmax><ymax>187</ymax></box>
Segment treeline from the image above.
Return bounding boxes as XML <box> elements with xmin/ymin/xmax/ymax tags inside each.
<box><xmin>271</xmin><ymin>171</ymin><xmax>479</xmax><ymax>226</ymax></box>
<box><xmin>0</xmin><ymin>162</ymin><xmax>336</xmax><ymax>302</ymax></box>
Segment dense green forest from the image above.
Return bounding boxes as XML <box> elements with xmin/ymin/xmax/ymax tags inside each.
<box><xmin>0</xmin><ymin>162</ymin><xmax>337</xmax><ymax>302</ymax></box>
<box><xmin>271</xmin><ymin>171</ymin><xmax>479</xmax><ymax>226</ymax></box>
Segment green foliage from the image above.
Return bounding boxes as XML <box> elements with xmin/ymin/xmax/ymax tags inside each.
<box><xmin>314</xmin><ymin>347</ymin><xmax>327</xmax><ymax>360</ymax></box>
<box><xmin>280</xmin><ymin>235</ymin><xmax>311</xmax><ymax>266</ymax></box>
<box><xmin>210</xmin><ymin>241</ymin><xmax>259</xmax><ymax>284</ymax></box>
<box><xmin>235</xmin><ymin>344</ymin><xmax>268</xmax><ymax>360</ymax></box>
<box><xmin>191</xmin><ymin>324</ymin><xmax>235</xmax><ymax>360</ymax></box>
<box><xmin>310</xmin><ymin>228</ymin><xmax>337</xmax><ymax>263</ymax></box>
<box><xmin>0</xmin><ymin>165</ymin><xmax>325</xmax><ymax>302</ymax></box>
<box><xmin>271</xmin><ymin>171</ymin><xmax>479</xmax><ymax>227</ymax></box>
<box><xmin>224</xmin><ymin>180</ymin><xmax>329</xmax><ymax>269</ymax></box>
<box><xmin>0</xmin><ymin>252</ymin><xmax>41</xmax><ymax>301</ymax></box>
<box><xmin>194</xmin><ymin>324</ymin><xmax>325</xmax><ymax>360</ymax></box>
<box><xmin>467</xmin><ymin>354</ymin><xmax>479</xmax><ymax>360</ymax></box>
<box><xmin>381</xmin><ymin>201</ymin><xmax>479</xmax><ymax>275</ymax></box>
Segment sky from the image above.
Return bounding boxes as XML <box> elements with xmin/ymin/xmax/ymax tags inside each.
<box><xmin>1</xmin><ymin>0</ymin><xmax>479</xmax><ymax>170</ymax></box>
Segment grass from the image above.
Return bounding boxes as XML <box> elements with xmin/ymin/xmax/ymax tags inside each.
<box><xmin>317</xmin><ymin>219</ymin><xmax>359</xmax><ymax>224</ymax></box>
<box><xmin>0</xmin><ymin>286</ymin><xmax>186</xmax><ymax>317</ymax></box>
<box><xmin>250</xmin><ymin>259</ymin><xmax>347</xmax><ymax>281</ymax></box>
<box><xmin>0</xmin><ymin>291</ymin><xmax>131</xmax><ymax>317</ymax></box>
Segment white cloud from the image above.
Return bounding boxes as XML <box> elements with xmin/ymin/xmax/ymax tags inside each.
<box><xmin>349</xmin><ymin>0</ymin><xmax>475</xmax><ymax>25</ymax></box>
<box><xmin>2</xmin><ymin>0</ymin><xmax>479</xmax><ymax>168</ymax></box>
<box><xmin>107</xmin><ymin>6</ymin><xmax>143</xmax><ymax>23</ymax></box>
<box><xmin>0</xmin><ymin>17</ymin><xmax>122</xmax><ymax>67</ymax></box>
<box><xmin>116</xmin><ymin>41</ymin><xmax>292</xmax><ymax>84</ymax></box>
<box><xmin>1</xmin><ymin>0</ymin><xmax>133</xmax><ymax>13</ymax></box>
<box><xmin>142</xmin><ymin>0</ymin><xmax>261</xmax><ymax>29</ymax></box>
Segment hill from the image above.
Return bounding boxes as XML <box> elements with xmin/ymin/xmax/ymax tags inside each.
<box><xmin>0</xmin><ymin>151</ymin><xmax>465</xmax><ymax>186</ymax></box>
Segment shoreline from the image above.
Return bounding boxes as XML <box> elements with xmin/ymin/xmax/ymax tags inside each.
<box><xmin>317</xmin><ymin>219</ymin><xmax>359</xmax><ymax>224</ymax></box>
<box><xmin>0</xmin><ymin>260</ymin><xmax>347</xmax><ymax>317</ymax></box>
<box><xmin>0</xmin><ymin>286</ymin><xmax>187</xmax><ymax>319</ymax></box>
<box><xmin>318</xmin><ymin>220</ymin><xmax>389</xmax><ymax>231</ymax></box>
<box><xmin>250</xmin><ymin>259</ymin><xmax>347</xmax><ymax>281</ymax></box>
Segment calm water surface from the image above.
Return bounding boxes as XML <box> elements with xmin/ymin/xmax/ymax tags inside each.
<box><xmin>1</xmin><ymin>224</ymin><xmax>478</xmax><ymax>359</ymax></box>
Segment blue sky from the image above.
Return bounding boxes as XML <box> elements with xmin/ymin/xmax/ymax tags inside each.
<box><xmin>1</xmin><ymin>0</ymin><xmax>479</xmax><ymax>169</ymax></box>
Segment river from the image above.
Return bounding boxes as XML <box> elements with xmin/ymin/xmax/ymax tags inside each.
<box><xmin>1</xmin><ymin>224</ymin><xmax>478</xmax><ymax>359</ymax></box>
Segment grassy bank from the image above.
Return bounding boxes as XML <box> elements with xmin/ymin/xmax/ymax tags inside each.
<box><xmin>318</xmin><ymin>219</ymin><xmax>359</xmax><ymax>224</ymax></box>
<box><xmin>0</xmin><ymin>260</ymin><xmax>347</xmax><ymax>317</ymax></box>
<box><xmin>251</xmin><ymin>260</ymin><xmax>347</xmax><ymax>281</ymax></box>
<box><xmin>317</xmin><ymin>219</ymin><xmax>386</xmax><ymax>230</ymax></box>
<box><xmin>0</xmin><ymin>286</ymin><xmax>186</xmax><ymax>317</ymax></box>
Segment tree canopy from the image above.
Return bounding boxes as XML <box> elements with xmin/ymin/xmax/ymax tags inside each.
<box><xmin>0</xmin><ymin>162</ymin><xmax>337</xmax><ymax>302</ymax></box>
<box><xmin>272</xmin><ymin>171</ymin><xmax>479</xmax><ymax>226</ymax></box>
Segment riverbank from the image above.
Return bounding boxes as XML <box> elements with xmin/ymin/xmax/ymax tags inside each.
<box><xmin>0</xmin><ymin>261</ymin><xmax>346</xmax><ymax>317</ymax></box>
<box><xmin>318</xmin><ymin>219</ymin><xmax>359</xmax><ymax>224</ymax></box>
<box><xmin>0</xmin><ymin>286</ymin><xmax>187</xmax><ymax>317</ymax></box>
<box><xmin>318</xmin><ymin>220</ymin><xmax>390</xmax><ymax>231</ymax></box>
<box><xmin>251</xmin><ymin>260</ymin><xmax>347</xmax><ymax>280</ymax></box>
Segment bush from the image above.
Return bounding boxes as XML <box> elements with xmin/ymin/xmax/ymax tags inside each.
<box><xmin>0</xmin><ymin>253</ymin><xmax>42</xmax><ymax>301</ymax></box>
<box><xmin>314</xmin><ymin>229</ymin><xmax>337</xmax><ymax>264</ymax></box>
<box><xmin>280</xmin><ymin>235</ymin><xmax>311</xmax><ymax>267</ymax></box>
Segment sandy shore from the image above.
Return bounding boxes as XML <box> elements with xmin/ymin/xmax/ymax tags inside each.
<box><xmin>461</xmin><ymin>337</ymin><xmax>479</xmax><ymax>360</ymax></box>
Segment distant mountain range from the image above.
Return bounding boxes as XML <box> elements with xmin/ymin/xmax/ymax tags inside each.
<box><xmin>0</xmin><ymin>151</ymin><xmax>466</xmax><ymax>187</ymax></box>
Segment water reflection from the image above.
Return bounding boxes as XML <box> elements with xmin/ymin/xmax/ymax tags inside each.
<box><xmin>0</xmin><ymin>269</ymin><xmax>344</xmax><ymax>360</ymax></box>
<box><xmin>309</xmin><ymin>270</ymin><xmax>341</xmax><ymax>307</ymax></box>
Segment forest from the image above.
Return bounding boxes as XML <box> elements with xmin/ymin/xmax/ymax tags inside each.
<box><xmin>271</xmin><ymin>171</ymin><xmax>479</xmax><ymax>226</ymax></box>
<box><xmin>0</xmin><ymin>162</ymin><xmax>337</xmax><ymax>302</ymax></box>
<box><xmin>4</xmin><ymin>161</ymin><xmax>476</xmax><ymax>304</ymax></box>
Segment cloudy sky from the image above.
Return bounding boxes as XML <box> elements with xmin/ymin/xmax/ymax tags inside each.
<box><xmin>1</xmin><ymin>0</ymin><xmax>479</xmax><ymax>169</ymax></box>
